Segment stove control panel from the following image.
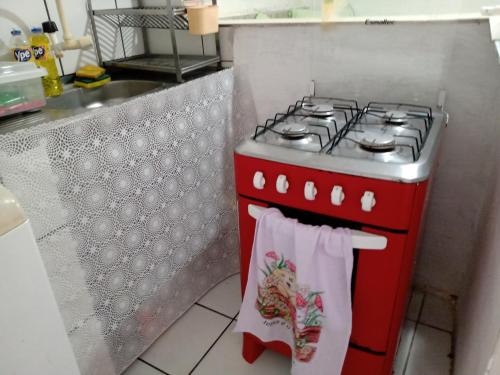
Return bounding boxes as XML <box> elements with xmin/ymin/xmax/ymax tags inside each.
<box><xmin>331</xmin><ymin>185</ymin><xmax>345</xmax><ymax>206</ymax></box>
<box><xmin>235</xmin><ymin>153</ymin><xmax>419</xmax><ymax>230</ymax></box>
<box><xmin>253</xmin><ymin>171</ymin><xmax>265</xmax><ymax>190</ymax></box>
<box><xmin>276</xmin><ymin>174</ymin><xmax>289</xmax><ymax>194</ymax></box>
<box><xmin>361</xmin><ymin>191</ymin><xmax>376</xmax><ymax>212</ymax></box>
<box><xmin>304</xmin><ymin>181</ymin><xmax>317</xmax><ymax>201</ymax></box>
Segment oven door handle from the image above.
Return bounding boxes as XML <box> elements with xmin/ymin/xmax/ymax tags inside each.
<box><xmin>247</xmin><ymin>204</ymin><xmax>387</xmax><ymax>250</ymax></box>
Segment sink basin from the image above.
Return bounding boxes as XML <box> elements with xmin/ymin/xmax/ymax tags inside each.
<box><xmin>0</xmin><ymin>80</ymin><xmax>169</xmax><ymax>134</ymax></box>
<box><xmin>46</xmin><ymin>80</ymin><xmax>167</xmax><ymax>111</ymax></box>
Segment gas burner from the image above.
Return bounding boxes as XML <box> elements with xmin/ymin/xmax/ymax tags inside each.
<box><xmin>358</xmin><ymin>130</ymin><xmax>396</xmax><ymax>152</ymax></box>
<box><xmin>253</xmin><ymin>96</ymin><xmax>358</xmax><ymax>153</ymax></box>
<box><xmin>324</xmin><ymin>101</ymin><xmax>436</xmax><ymax>163</ymax></box>
<box><xmin>383</xmin><ymin>110</ymin><xmax>408</xmax><ymax>125</ymax></box>
<box><xmin>279</xmin><ymin>123</ymin><xmax>309</xmax><ymax>139</ymax></box>
<box><xmin>301</xmin><ymin>102</ymin><xmax>335</xmax><ymax>117</ymax></box>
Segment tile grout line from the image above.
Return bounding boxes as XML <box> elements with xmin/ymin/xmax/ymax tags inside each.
<box><xmin>194</xmin><ymin>302</ymin><xmax>235</xmax><ymax>320</ymax></box>
<box><xmin>188</xmin><ymin>317</ymin><xmax>236</xmax><ymax>375</ymax></box>
<box><xmin>402</xmin><ymin>293</ymin><xmax>427</xmax><ymax>375</ymax></box>
<box><xmin>406</xmin><ymin>318</ymin><xmax>453</xmax><ymax>334</ymax></box>
<box><xmin>137</xmin><ymin>357</ymin><xmax>171</xmax><ymax>375</ymax></box>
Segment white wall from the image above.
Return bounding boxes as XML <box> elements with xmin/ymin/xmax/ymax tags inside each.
<box><xmin>346</xmin><ymin>0</ymin><xmax>499</xmax><ymax>16</ymax></box>
<box><xmin>2</xmin><ymin>0</ymin><xmax>497</xmax><ymax>75</ymax></box>
<box><xmin>218</xmin><ymin>0</ymin><xmax>309</xmax><ymax>17</ymax></box>
<box><xmin>231</xmin><ymin>20</ymin><xmax>500</xmax><ymax>295</ymax></box>
<box><xmin>454</xmin><ymin>123</ymin><xmax>500</xmax><ymax>375</ymax></box>
<box><xmin>0</xmin><ymin>0</ymin><xmax>142</xmax><ymax>75</ymax></box>
<box><xmin>218</xmin><ymin>0</ymin><xmax>500</xmax><ymax>18</ymax></box>
<box><xmin>0</xmin><ymin>0</ymin><xmax>226</xmax><ymax>75</ymax></box>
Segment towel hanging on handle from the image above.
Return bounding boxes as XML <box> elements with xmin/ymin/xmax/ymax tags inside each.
<box><xmin>235</xmin><ymin>207</ymin><xmax>354</xmax><ymax>374</ymax></box>
<box><xmin>247</xmin><ymin>204</ymin><xmax>387</xmax><ymax>250</ymax></box>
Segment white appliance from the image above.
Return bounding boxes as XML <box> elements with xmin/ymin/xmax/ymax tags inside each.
<box><xmin>0</xmin><ymin>184</ymin><xmax>80</xmax><ymax>375</ymax></box>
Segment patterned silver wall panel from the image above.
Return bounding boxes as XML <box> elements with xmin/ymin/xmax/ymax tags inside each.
<box><xmin>0</xmin><ymin>69</ymin><xmax>239</xmax><ymax>375</ymax></box>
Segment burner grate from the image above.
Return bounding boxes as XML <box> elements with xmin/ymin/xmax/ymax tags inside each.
<box><xmin>326</xmin><ymin>102</ymin><xmax>434</xmax><ymax>162</ymax></box>
<box><xmin>252</xmin><ymin>98</ymin><xmax>434</xmax><ymax>162</ymax></box>
<box><xmin>287</xmin><ymin>96</ymin><xmax>360</xmax><ymax>119</ymax></box>
<box><xmin>253</xmin><ymin>97</ymin><xmax>360</xmax><ymax>153</ymax></box>
<box><xmin>342</xmin><ymin>131</ymin><xmax>419</xmax><ymax>161</ymax></box>
<box><xmin>254</xmin><ymin>113</ymin><xmax>332</xmax><ymax>150</ymax></box>
<box><xmin>365</xmin><ymin>102</ymin><xmax>433</xmax><ymax>131</ymax></box>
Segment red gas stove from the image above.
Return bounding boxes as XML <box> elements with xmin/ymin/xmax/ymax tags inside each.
<box><xmin>234</xmin><ymin>97</ymin><xmax>447</xmax><ymax>374</ymax></box>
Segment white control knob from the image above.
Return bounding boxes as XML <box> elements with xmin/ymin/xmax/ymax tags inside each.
<box><xmin>253</xmin><ymin>171</ymin><xmax>265</xmax><ymax>190</ymax></box>
<box><xmin>276</xmin><ymin>174</ymin><xmax>289</xmax><ymax>194</ymax></box>
<box><xmin>304</xmin><ymin>181</ymin><xmax>317</xmax><ymax>201</ymax></box>
<box><xmin>331</xmin><ymin>185</ymin><xmax>345</xmax><ymax>206</ymax></box>
<box><xmin>361</xmin><ymin>191</ymin><xmax>376</xmax><ymax>212</ymax></box>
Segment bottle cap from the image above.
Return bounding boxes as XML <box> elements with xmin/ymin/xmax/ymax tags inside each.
<box><xmin>42</xmin><ymin>21</ymin><xmax>59</xmax><ymax>34</ymax></box>
<box><xmin>31</xmin><ymin>27</ymin><xmax>43</xmax><ymax>33</ymax></box>
<box><xmin>10</xmin><ymin>29</ymin><xmax>21</xmax><ymax>36</ymax></box>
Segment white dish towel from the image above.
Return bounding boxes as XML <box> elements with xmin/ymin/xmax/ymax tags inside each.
<box><xmin>235</xmin><ymin>208</ymin><xmax>354</xmax><ymax>375</ymax></box>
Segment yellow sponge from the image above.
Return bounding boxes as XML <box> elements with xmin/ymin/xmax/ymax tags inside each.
<box><xmin>76</xmin><ymin>65</ymin><xmax>106</xmax><ymax>79</ymax></box>
<box><xmin>74</xmin><ymin>76</ymin><xmax>111</xmax><ymax>89</ymax></box>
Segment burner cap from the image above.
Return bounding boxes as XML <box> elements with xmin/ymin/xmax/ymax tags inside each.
<box><xmin>301</xmin><ymin>102</ymin><xmax>335</xmax><ymax>117</ymax></box>
<box><xmin>281</xmin><ymin>123</ymin><xmax>309</xmax><ymax>139</ymax></box>
<box><xmin>384</xmin><ymin>110</ymin><xmax>408</xmax><ymax>124</ymax></box>
<box><xmin>359</xmin><ymin>130</ymin><xmax>396</xmax><ymax>151</ymax></box>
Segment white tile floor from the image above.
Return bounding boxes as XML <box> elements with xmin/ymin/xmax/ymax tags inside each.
<box><xmin>123</xmin><ymin>274</ymin><xmax>454</xmax><ymax>375</ymax></box>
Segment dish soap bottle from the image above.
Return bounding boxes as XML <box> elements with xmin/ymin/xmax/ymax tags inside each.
<box><xmin>10</xmin><ymin>29</ymin><xmax>34</xmax><ymax>63</ymax></box>
<box><xmin>30</xmin><ymin>26</ymin><xmax>63</xmax><ymax>97</ymax></box>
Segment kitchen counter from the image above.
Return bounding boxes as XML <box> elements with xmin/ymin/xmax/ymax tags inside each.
<box><xmin>0</xmin><ymin>66</ymin><xmax>221</xmax><ymax>134</ymax></box>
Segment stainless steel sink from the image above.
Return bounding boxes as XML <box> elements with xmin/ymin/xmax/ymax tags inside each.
<box><xmin>0</xmin><ymin>80</ymin><xmax>170</xmax><ymax>134</ymax></box>
<box><xmin>46</xmin><ymin>80</ymin><xmax>167</xmax><ymax>110</ymax></box>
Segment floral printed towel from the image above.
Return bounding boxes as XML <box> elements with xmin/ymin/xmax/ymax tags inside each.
<box><xmin>234</xmin><ymin>208</ymin><xmax>353</xmax><ymax>375</ymax></box>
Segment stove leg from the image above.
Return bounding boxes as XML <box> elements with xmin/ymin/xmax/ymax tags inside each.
<box><xmin>242</xmin><ymin>333</ymin><xmax>265</xmax><ymax>363</ymax></box>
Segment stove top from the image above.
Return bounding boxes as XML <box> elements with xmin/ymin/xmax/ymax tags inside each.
<box><xmin>237</xmin><ymin>97</ymin><xmax>448</xmax><ymax>182</ymax></box>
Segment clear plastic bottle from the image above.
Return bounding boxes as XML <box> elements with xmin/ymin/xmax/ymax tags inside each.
<box><xmin>0</xmin><ymin>38</ymin><xmax>11</xmax><ymax>61</ymax></box>
<box><xmin>29</xmin><ymin>27</ymin><xmax>63</xmax><ymax>97</ymax></box>
<box><xmin>10</xmin><ymin>29</ymin><xmax>34</xmax><ymax>63</ymax></box>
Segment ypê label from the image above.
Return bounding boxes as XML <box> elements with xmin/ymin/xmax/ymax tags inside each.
<box><xmin>33</xmin><ymin>46</ymin><xmax>46</xmax><ymax>60</ymax></box>
<box><xmin>13</xmin><ymin>48</ymin><xmax>32</xmax><ymax>62</ymax></box>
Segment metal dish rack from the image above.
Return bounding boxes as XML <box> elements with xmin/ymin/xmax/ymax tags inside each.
<box><xmin>87</xmin><ymin>0</ymin><xmax>221</xmax><ymax>82</ymax></box>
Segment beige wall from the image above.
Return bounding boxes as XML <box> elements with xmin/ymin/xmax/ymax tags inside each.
<box><xmin>455</xmin><ymin>122</ymin><xmax>500</xmax><ymax>375</ymax></box>
<box><xmin>231</xmin><ymin>20</ymin><xmax>500</xmax><ymax>295</ymax></box>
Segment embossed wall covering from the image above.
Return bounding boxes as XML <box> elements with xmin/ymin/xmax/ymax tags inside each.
<box><xmin>0</xmin><ymin>69</ymin><xmax>239</xmax><ymax>375</ymax></box>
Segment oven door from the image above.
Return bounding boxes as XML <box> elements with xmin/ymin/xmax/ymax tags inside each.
<box><xmin>237</xmin><ymin>196</ymin><xmax>409</xmax><ymax>355</ymax></box>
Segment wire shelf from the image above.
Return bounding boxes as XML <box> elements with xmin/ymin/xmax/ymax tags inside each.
<box><xmin>104</xmin><ymin>54</ymin><xmax>220</xmax><ymax>74</ymax></box>
<box><xmin>93</xmin><ymin>7</ymin><xmax>189</xmax><ymax>30</ymax></box>
<box><xmin>88</xmin><ymin>0</ymin><xmax>222</xmax><ymax>82</ymax></box>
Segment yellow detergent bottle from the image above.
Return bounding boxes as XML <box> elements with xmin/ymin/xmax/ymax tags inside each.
<box><xmin>30</xmin><ymin>27</ymin><xmax>63</xmax><ymax>97</ymax></box>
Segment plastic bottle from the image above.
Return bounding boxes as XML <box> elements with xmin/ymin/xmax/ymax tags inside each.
<box><xmin>29</xmin><ymin>27</ymin><xmax>63</xmax><ymax>97</ymax></box>
<box><xmin>0</xmin><ymin>38</ymin><xmax>11</xmax><ymax>61</ymax></box>
<box><xmin>10</xmin><ymin>29</ymin><xmax>34</xmax><ymax>63</ymax></box>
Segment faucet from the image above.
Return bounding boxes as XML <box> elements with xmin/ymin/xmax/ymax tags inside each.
<box><xmin>54</xmin><ymin>0</ymin><xmax>92</xmax><ymax>55</ymax></box>
<box><xmin>482</xmin><ymin>5</ymin><xmax>500</xmax><ymax>64</ymax></box>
